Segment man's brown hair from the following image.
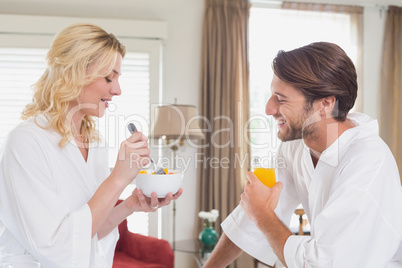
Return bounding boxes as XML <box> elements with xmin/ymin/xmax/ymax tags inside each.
<box><xmin>272</xmin><ymin>42</ymin><xmax>357</xmax><ymax>121</ymax></box>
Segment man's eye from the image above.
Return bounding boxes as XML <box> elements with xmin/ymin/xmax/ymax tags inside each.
<box><xmin>277</xmin><ymin>98</ymin><xmax>285</xmax><ymax>103</ymax></box>
<box><xmin>105</xmin><ymin>77</ymin><xmax>112</xmax><ymax>83</ymax></box>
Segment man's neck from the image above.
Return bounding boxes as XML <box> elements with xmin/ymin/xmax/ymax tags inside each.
<box><xmin>304</xmin><ymin>118</ymin><xmax>355</xmax><ymax>167</ymax></box>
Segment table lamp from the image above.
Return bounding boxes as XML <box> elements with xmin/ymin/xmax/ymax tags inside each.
<box><xmin>150</xmin><ymin>104</ymin><xmax>205</xmax><ymax>250</ymax></box>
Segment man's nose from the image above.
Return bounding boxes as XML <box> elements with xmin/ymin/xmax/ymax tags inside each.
<box><xmin>265</xmin><ymin>95</ymin><xmax>279</xmax><ymax>116</ymax></box>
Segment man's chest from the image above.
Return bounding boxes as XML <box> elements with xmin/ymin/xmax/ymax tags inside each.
<box><xmin>290</xmin><ymin>152</ymin><xmax>340</xmax><ymax>222</ymax></box>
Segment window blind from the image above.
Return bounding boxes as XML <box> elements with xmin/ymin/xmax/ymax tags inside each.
<box><xmin>0</xmin><ymin>47</ymin><xmax>151</xmax><ymax>236</ymax></box>
<box><xmin>0</xmin><ymin>48</ymin><xmax>47</xmax><ymax>144</ymax></box>
<box><xmin>99</xmin><ymin>51</ymin><xmax>151</xmax><ymax>236</ymax></box>
<box><xmin>98</xmin><ymin>51</ymin><xmax>151</xmax><ymax>168</ymax></box>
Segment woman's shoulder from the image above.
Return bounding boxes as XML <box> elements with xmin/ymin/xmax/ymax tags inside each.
<box><xmin>3</xmin><ymin>116</ymin><xmax>57</xmax><ymax>150</ymax></box>
<box><xmin>11</xmin><ymin>116</ymin><xmax>45</xmax><ymax>134</ymax></box>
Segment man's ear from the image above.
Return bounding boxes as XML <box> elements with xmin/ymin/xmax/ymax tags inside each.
<box><xmin>321</xmin><ymin>96</ymin><xmax>337</xmax><ymax>118</ymax></box>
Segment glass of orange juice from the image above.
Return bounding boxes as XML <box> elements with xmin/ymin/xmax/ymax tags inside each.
<box><xmin>252</xmin><ymin>158</ymin><xmax>276</xmax><ymax>188</ymax></box>
<box><xmin>253</xmin><ymin>167</ymin><xmax>276</xmax><ymax>188</ymax></box>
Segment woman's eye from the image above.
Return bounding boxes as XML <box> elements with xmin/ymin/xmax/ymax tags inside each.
<box><xmin>105</xmin><ymin>77</ymin><xmax>112</xmax><ymax>83</ymax></box>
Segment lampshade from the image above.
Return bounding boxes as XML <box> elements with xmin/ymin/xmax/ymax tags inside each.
<box><xmin>150</xmin><ymin>104</ymin><xmax>205</xmax><ymax>140</ymax></box>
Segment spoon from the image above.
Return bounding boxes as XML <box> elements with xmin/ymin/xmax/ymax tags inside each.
<box><xmin>127</xmin><ymin>123</ymin><xmax>166</xmax><ymax>175</ymax></box>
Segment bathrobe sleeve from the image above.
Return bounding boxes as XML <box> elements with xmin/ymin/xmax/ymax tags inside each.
<box><xmin>221</xmin><ymin>142</ymin><xmax>300</xmax><ymax>266</ymax></box>
<box><xmin>0</xmin><ymin>127</ymin><xmax>93</xmax><ymax>267</ymax></box>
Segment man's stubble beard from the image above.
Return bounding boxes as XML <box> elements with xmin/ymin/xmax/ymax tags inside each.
<box><xmin>278</xmin><ymin>102</ymin><xmax>319</xmax><ymax>142</ymax></box>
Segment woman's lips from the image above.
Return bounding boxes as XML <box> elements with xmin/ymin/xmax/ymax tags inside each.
<box><xmin>101</xmin><ymin>98</ymin><xmax>109</xmax><ymax>108</ymax></box>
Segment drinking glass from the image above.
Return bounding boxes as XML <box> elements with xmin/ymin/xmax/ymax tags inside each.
<box><xmin>253</xmin><ymin>167</ymin><xmax>276</xmax><ymax>188</ymax></box>
<box><xmin>252</xmin><ymin>158</ymin><xmax>276</xmax><ymax>188</ymax></box>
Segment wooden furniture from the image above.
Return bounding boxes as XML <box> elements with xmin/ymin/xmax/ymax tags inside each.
<box><xmin>294</xmin><ymin>208</ymin><xmax>306</xmax><ymax>235</ymax></box>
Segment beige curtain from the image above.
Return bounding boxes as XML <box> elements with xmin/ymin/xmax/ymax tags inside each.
<box><xmin>282</xmin><ymin>2</ymin><xmax>365</xmax><ymax>112</ymax></box>
<box><xmin>197</xmin><ymin>0</ymin><xmax>252</xmax><ymax>266</ymax></box>
<box><xmin>380</xmin><ymin>6</ymin><xmax>402</xmax><ymax>182</ymax></box>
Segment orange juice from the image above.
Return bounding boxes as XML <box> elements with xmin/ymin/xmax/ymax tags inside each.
<box><xmin>253</xmin><ymin>168</ymin><xmax>276</xmax><ymax>188</ymax></box>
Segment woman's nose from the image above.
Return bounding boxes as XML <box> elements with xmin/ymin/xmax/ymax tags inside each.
<box><xmin>111</xmin><ymin>82</ymin><xmax>121</xmax><ymax>96</ymax></box>
<box><xmin>265</xmin><ymin>95</ymin><xmax>278</xmax><ymax>116</ymax></box>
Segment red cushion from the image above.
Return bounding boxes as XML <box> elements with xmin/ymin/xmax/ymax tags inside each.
<box><xmin>112</xmin><ymin>200</ymin><xmax>174</xmax><ymax>268</ymax></box>
<box><xmin>113</xmin><ymin>252</ymin><xmax>167</xmax><ymax>268</ymax></box>
<box><xmin>115</xmin><ymin>218</ymin><xmax>128</xmax><ymax>251</ymax></box>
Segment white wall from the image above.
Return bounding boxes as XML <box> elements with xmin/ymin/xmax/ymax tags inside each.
<box><xmin>0</xmin><ymin>0</ymin><xmax>393</xmax><ymax>267</ymax></box>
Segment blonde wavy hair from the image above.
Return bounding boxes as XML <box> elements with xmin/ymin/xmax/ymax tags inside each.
<box><xmin>22</xmin><ymin>23</ymin><xmax>126</xmax><ymax>148</ymax></box>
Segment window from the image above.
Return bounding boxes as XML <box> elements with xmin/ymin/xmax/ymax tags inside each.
<box><xmin>249</xmin><ymin>6</ymin><xmax>359</xmax><ymax>162</ymax></box>
<box><xmin>97</xmin><ymin>51</ymin><xmax>151</xmax><ymax>168</ymax></box>
<box><xmin>0</xmin><ymin>14</ymin><xmax>166</xmax><ymax>239</ymax></box>
<box><xmin>97</xmin><ymin>50</ymin><xmax>154</xmax><ymax>236</ymax></box>
<box><xmin>0</xmin><ymin>40</ymin><xmax>161</xmax><ymax>237</ymax></box>
<box><xmin>248</xmin><ymin>6</ymin><xmax>361</xmax><ymax>232</ymax></box>
<box><xmin>100</xmin><ymin>50</ymin><xmax>153</xmax><ymax>236</ymax></box>
<box><xmin>0</xmin><ymin>48</ymin><xmax>47</xmax><ymax>144</ymax></box>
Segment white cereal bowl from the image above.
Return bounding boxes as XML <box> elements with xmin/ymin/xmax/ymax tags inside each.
<box><xmin>135</xmin><ymin>170</ymin><xmax>183</xmax><ymax>198</ymax></box>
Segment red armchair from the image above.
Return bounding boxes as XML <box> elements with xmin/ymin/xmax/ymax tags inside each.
<box><xmin>113</xmin><ymin>202</ymin><xmax>174</xmax><ymax>268</ymax></box>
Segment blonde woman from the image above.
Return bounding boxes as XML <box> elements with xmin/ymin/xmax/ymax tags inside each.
<box><xmin>0</xmin><ymin>23</ymin><xmax>182</xmax><ymax>267</ymax></box>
